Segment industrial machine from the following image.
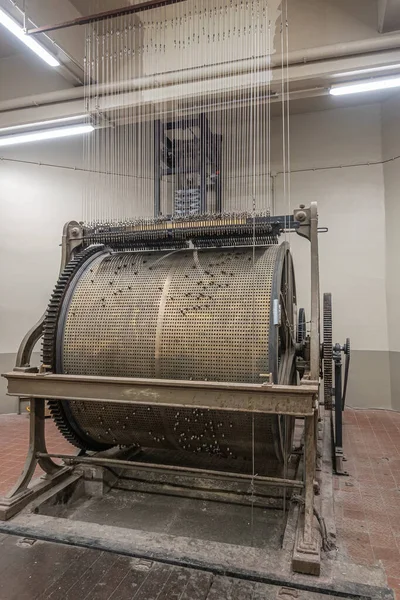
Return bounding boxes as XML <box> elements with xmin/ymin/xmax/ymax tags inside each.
<box><xmin>1</xmin><ymin>203</ymin><xmax>335</xmax><ymax>576</ymax></box>
<box><xmin>0</xmin><ymin>1</ymin><xmax>363</xmax><ymax>593</ymax></box>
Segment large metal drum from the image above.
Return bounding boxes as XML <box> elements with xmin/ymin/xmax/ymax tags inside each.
<box><xmin>44</xmin><ymin>242</ymin><xmax>296</xmax><ymax>464</ymax></box>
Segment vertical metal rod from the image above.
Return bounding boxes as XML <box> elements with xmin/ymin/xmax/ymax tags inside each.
<box><xmin>154</xmin><ymin>119</ymin><xmax>161</xmax><ymax>217</ymax></box>
<box><xmin>199</xmin><ymin>113</ymin><xmax>207</xmax><ymax>213</ymax></box>
<box><xmin>303</xmin><ymin>414</ymin><xmax>315</xmax><ymax>546</ymax></box>
<box><xmin>334</xmin><ymin>355</ymin><xmax>343</xmax><ymax>450</ymax></box>
<box><xmin>309</xmin><ymin>202</ymin><xmax>320</xmax><ymax>381</ymax></box>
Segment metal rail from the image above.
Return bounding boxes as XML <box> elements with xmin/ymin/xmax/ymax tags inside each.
<box><xmin>36</xmin><ymin>453</ymin><xmax>304</xmax><ymax>489</ymax></box>
<box><xmin>3</xmin><ymin>372</ymin><xmax>318</xmax><ymax>417</ymax></box>
<box><xmin>27</xmin><ymin>0</ymin><xmax>188</xmax><ymax>36</ymax></box>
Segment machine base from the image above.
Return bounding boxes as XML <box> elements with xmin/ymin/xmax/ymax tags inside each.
<box><xmin>0</xmin><ymin>413</ymin><xmax>393</xmax><ymax>600</ymax></box>
<box><xmin>0</xmin><ymin>468</ymin><xmax>71</xmax><ymax>521</ymax></box>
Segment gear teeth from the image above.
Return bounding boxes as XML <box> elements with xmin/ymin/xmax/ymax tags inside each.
<box><xmin>323</xmin><ymin>292</ymin><xmax>333</xmax><ymax>409</ymax></box>
<box><xmin>43</xmin><ymin>244</ymin><xmax>112</xmax><ymax>452</ymax></box>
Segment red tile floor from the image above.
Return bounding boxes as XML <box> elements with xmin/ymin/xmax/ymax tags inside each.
<box><xmin>0</xmin><ymin>409</ymin><xmax>399</xmax><ymax>596</ymax></box>
<box><xmin>334</xmin><ymin>408</ymin><xmax>400</xmax><ymax>598</ymax></box>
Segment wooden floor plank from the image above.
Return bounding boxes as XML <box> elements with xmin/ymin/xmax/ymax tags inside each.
<box><xmin>253</xmin><ymin>581</ymin><xmax>277</xmax><ymax>599</ymax></box>
<box><xmin>155</xmin><ymin>565</ymin><xmax>192</xmax><ymax>600</ymax></box>
<box><xmin>63</xmin><ymin>552</ymin><xmax>120</xmax><ymax>600</ymax></box>
<box><xmin>180</xmin><ymin>570</ymin><xmax>214</xmax><ymax>600</ymax></box>
<box><xmin>40</xmin><ymin>553</ymin><xmax>105</xmax><ymax>600</ymax></box>
<box><xmin>107</xmin><ymin>558</ymin><xmax>154</xmax><ymax>600</ymax></box>
<box><xmin>207</xmin><ymin>576</ymin><xmax>235</xmax><ymax>599</ymax></box>
<box><xmin>230</xmin><ymin>579</ymin><xmax>256</xmax><ymax>599</ymax></box>
<box><xmin>84</xmin><ymin>555</ymin><xmax>133</xmax><ymax>600</ymax></box>
<box><xmin>131</xmin><ymin>562</ymin><xmax>172</xmax><ymax>600</ymax></box>
<box><xmin>0</xmin><ymin>536</ymin><xmax>94</xmax><ymax>600</ymax></box>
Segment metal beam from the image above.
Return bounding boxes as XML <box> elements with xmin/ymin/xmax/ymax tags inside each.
<box><xmin>378</xmin><ymin>0</ymin><xmax>400</xmax><ymax>33</ymax></box>
<box><xmin>36</xmin><ymin>453</ymin><xmax>304</xmax><ymax>488</ymax></box>
<box><xmin>3</xmin><ymin>372</ymin><xmax>318</xmax><ymax>417</ymax></box>
<box><xmin>27</xmin><ymin>0</ymin><xmax>188</xmax><ymax>35</ymax></box>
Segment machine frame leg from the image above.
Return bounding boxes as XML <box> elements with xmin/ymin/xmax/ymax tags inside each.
<box><xmin>333</xmin><ymin>349</ymin><xmax>348</xmax><ymax>476</ymax></box>
<box><xmin>292</xmin><ymin>411</ymin><xmax>321</xmax><ymax>575</ymax></box>
<box><xmin>0</xmin><ymin>398</ymin><xmax>70</xmax><ymax>520</ymax></box>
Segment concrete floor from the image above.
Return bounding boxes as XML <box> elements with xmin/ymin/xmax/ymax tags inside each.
<box><xmin>0</xmin><ymin>408</ymin><xmax>399</xmax><ymax>597</ymax></box>
<box><xmin>42</xmin><ymin>486</ymin><xmax>285</xmax><ymax>549</ymax></box>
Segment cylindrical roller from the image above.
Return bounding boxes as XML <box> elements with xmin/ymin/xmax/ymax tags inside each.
<box><xmin>45</xmin><ymin>243</ymin><xmax>296</xmax><ymax>464</ymax></box>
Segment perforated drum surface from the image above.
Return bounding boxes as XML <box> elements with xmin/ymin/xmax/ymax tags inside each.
<box><xmin>58</xmin><ymin>246</ymin><xmax>284</xmax><ymax>461</ymax></box>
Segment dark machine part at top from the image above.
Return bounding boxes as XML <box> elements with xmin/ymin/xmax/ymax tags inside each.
<box><xmin>154</xmin><ymin>114</ymin><xmax>222</xmax><ymax>217</ymax></box>
<box><xmin>44</xmin><ymin>242</ymin><xmax>297</xmax><ymax>466</ymax></box>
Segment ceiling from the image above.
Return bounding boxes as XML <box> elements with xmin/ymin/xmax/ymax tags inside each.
<box><xmin>0</xmin><ymin>0</ymin><xmax>400</xmax><ymax>126</ymax></box>
<box><xmin>0</xmin><ymin>27</ymin><xmax>21</xmax><ymax>59</ymax></box>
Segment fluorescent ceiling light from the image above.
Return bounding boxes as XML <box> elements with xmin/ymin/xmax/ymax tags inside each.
<box><xmin>0</xmin><ymin>115</ymin><xmax>89</xmax><ymax>134</ymax></box>
<box><xmin>0</xmin><ymin>8</ymin><xmax>60</xmax><ymax>67</ymax></box>
<box><xmin>330</xmin><ymin>76</ymin><xmax>400</xmax><ymax>96</ymax></box>
<box><xmin>0</xmin><ymin>124</ymin><xmax>94</xmax><ymax>147</ymax></box>
<box><xmin>333</xmin><ymin>64</ymin><xmax>400</xmax><ymax>78</ymax></box>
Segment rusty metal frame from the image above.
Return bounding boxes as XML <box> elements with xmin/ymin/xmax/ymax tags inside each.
<box><xmin>35</xmin><ymin>452</ymin><xmax>304</xmax><ymax>489</ymax></box>
<box><xmin>2</xmin><ymin>369</ymin><xmax>320</xmax><ymax>573</ymax></box>
<box><xmin>293</xmin><ymin>202</ymin><xmax>320</xmax><ymax>383</ymax></box>
<box><xmin>0</xmin><ymin>397</ymin><xmax>71</xmax><ymax>520</ymax></box>
<box><xmin>4</xmin><ymin>372</ymin><xmax>318</xmax><ymax>416</ymax></box>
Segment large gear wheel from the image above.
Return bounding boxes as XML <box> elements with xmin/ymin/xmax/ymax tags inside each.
<box><xmin>323</xmin><ymin>292</ymin><xmax>333</xmax><ymax>409</ymax></box>
<box><xmin>43</xmin><ymin>244</ymin><xmax>112</xmax><ymax>452</ymax></box>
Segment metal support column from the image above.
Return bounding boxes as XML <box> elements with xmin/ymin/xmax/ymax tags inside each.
<box><xmin>292</xmin><ymin>410</ymin><xmax>321</xmax><ymax>575</ymax></box>
<box><xmin>303</xmin><ymin>414</ymin><xmax>316</xmax><ymax>547</ymax></box>
<box><xmin>310</xmin><ymin>203</ymin><xmax>320</xmax><ymax>381</ymax></box>
<box><xmin>333</xmin><ymin>347</ymin><xmax>347</xmax><ymax>475</ymax></box>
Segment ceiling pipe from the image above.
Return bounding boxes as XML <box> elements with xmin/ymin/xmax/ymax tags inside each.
<box><xmin>1</xmin><ymin>34</ymin><xmax>400</xmax><ymax>113</ymax></box>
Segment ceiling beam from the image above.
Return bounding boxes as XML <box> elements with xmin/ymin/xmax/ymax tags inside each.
<box><xmin>2</xmin><ymin>48</ymin><xmax>400</xmax><ymax>130</ymax></box>
<box><xmin>378</xmin><ymin>0</ymin><xmax>400</xmax><ymax>33</ymax></box>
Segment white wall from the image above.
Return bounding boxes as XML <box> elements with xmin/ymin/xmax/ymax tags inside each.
<box><xmin>381</xmin><ymin>92</ymin><xmax>400</xmax><ymax>410</ymax></box>
<box><xmin>382</xmin><ymin>93</ymin><xmax>400</xmax><ymax>353</ymax></box>
<box><xmin>274</xmin><ymin>104</ymin><xmax>387</xmax><ymax>351</ymax></box>
<box><xmin>0</xmin><ymin>101</ymin><xmax>390</xmax><ymax>410</ymax></box>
